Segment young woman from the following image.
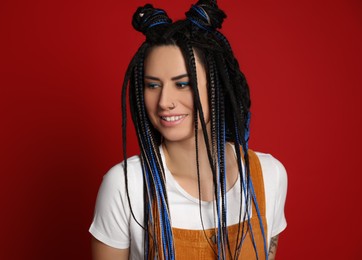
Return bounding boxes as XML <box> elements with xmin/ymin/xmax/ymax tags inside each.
<box><xmin>89</xmin><ymin>1</ymin><xmax>287</xmax><ymax>259</ymax></box>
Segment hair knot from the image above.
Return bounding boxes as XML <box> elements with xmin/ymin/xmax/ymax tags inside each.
<box><xmin>185</xmin><ymin>0</ymin><xmax>226</xmax><ymax>31</ymax></box>
<box><xmin>132</xmin><ymin>4</ymin><xmax>172</xmax><ymax>35</ymax></box>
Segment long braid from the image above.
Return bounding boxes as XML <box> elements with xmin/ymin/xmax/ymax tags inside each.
<box><xmin>208</xmin><ymin>54</ymin><xmax>235</xmax><ymax>258</ymax></box>
<box><xmin>122</xmin><ymin>43</ymin><xmax>151</xmax><ymax>234</ymax></box>
<box><xmin>204</xmin><ymin>49</ymin><xmax>227</xmax><ymax>258</ymax></box>
<box><xmin>216</xmin><ymin>57</ymin><xmax>226</xmax><ymax>259</ymax></box>
<box><xmin>136</xmin><ymin>55</ymin><xmax>174</xmax><ymax>259</ymax></box>
<box><xmin>186</xmin><ymin>2</ymin><xmax>268</xmax><ymax>259</ymax></box>
<box><xmin>129</xmin><ymin>5</ymin><xmax>176</xmax><ymax>259</ymax></box>
<box><xmin>133</xmin><ymin>58</ymin><xmax>159</xmax><ymax>257</ymax></box>
<box><xmin>176</xmin><ymin>36</ymin><xmax>218</xmax><ymax>206</ymax></box>
<box><xmin>218</xmin><ymin>57</ymin><xmax>256</xmax><ymax>259</ymax></box>
<box><xmin>214</xmin><ymin>29</ymin><xmax>268</xmax><ymax>260</ymax></box>
<box><xmin>216</xmin><ymin>55</ymin><xmax>229</xmax><ymax>259</ymax></box>
<box><xmin>178</xmin><ymin>35</ymin><xmax>228</xmax><ymax>257</ymax></box>
<box><xmin>121</xmin><ymin>43</ymin><xmax>167</xmax><ymax>257</ymax></box>
<box><xmin>214</xmin><ymin>44</ymin><xmax>260</xmax><ymax>259</ymax></box>
<box><xmin>177</xmin><ymin>31</ymin><xmax>231</xmax><ymax>259</ymax></box>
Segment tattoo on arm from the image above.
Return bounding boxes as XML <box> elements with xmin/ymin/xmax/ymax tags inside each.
<box><xmin>268</xmin><ymin>235</ymin><xmax>279</xmax><ymax>260</ymax></box>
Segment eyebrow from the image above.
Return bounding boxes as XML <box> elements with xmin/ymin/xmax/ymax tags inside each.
<box><xmin>144</xmin><ymin>74</ymin><xmax>189</xmax><ymax>81</ymax></box>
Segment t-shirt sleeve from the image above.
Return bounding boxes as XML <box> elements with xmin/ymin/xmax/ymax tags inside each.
<box><xmin>269</xmin><ymin>155</ymin><xmax>288</xmax><ymax>237</ymax></box>
<box><xmin>89</xmin><ymin>163</ymin><xmax>131</xmax><ymax>249</ymax></box>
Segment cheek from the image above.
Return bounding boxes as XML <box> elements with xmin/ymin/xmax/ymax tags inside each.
<box><xmin>144</xmin><ymin>91</ymin><xmax>156</xmax><ymax>113</ymax></box>
<box><xmin>143</xmin><ymin>98</ymin><xmax>156</xmax><ymax>125</ymax></box>
<box><xmin>180</xmin><ymin>92</ymin><xmax>195</xmax><ymax>115</ymax></box>
<box><xmin>185</xmin><ymin>92</ymin><xmax>194</xmax><ymax>109</ymax></box>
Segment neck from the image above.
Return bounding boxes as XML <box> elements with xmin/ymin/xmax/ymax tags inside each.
<box><xmin>161</xmin><ymin>133</ymin><xmax>239</xmax><ymax>202</ymax></box>
<box><xmin>162</xmin><ymin>131</ymin><xmax>213</xmax><ymax>180</ymax></box>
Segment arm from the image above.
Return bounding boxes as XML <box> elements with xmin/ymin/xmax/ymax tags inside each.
<box><xmin>268</xmin><ymin>235</ymin><xmax>279</xmax><ymax>260</ymax></box>
<box><xmin>91</xmin><ymin>237</ymin><xmax>129</xmax><ymax>260</ymax></box>
<box><xmin>90</xmin><ymin>164</ymin><xmax>136</xmax><ymax>259</ymax></box>
<box><xmin>266</xmin><ymin>155</ymin><xmax>288</xmax><ymax>259</ymax></box>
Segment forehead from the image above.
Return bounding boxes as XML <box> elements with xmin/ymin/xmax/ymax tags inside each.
<box><xmin>144</xmin><ymin>45</ymin><xmax>187</xmax><ymax>76</ymax></box>
<box><xmin>143</xmin><ymin>45</ymin><xmax>204</xmax><ymax>77</ymax></box>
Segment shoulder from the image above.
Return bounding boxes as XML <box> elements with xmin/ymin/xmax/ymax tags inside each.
<box><xmin>90</xmin><ymin>154</ymin><xmax>144</xmax><ymax>250</ymax></box>
<box><xmin>92</xmin><ymin>154</ymin><xmax>144</xmax><ymax>222</ymax></box>
<box><xmin>253</xmin><ymin>151</ymin><xmax>288</xmax><ymax>236</ymax></box>
<box><xmin>103</xmin><ymin>155</ymin><xmax>143</xmax><ymax>183</ymax></box>
<box><xmin>253</xmin><ymin>151</ymin><xmax>288</xmax><ymax>193</ymax></box>
<box><xmin>255</xmin><ymin>152</ymin><xmax>287</xmax><ymax>179</ymax></box>
<box><xmin>97</xmin><ymin>155</ymin><xmax>144</xmax><ymax>202</ymax></box>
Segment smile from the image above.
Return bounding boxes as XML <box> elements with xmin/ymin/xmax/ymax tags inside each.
<box><xmin>161</xmin><ymin>115</ymin><xmax>187</xmax><ymax>122</ymax></box>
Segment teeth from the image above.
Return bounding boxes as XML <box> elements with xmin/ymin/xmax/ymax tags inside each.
<box><xmin>162</xmin><ymin>115</ymin><xmax>185</xmax><ymax>122</ymax></box>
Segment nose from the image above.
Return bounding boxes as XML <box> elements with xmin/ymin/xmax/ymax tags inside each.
<box><xmin>158</xmin><ymin>85</ymin><xmax>176</xmax><ymax>110</ymax></box>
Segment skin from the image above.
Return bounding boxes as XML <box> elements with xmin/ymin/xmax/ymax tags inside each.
<box><xmin>91</xmin><ymin>45</ymin><xmax>280</xmax><ymax>258</ymax></box>
<box><xmin>268</xmin><ymin>235</ymin><xmax>279</xmax><ymax>260</ymax></box>
<box><xmin>144</xmin><ymin>45</ymin><xmax>209</xmax><ymax>144</ymax></box>
<box><xmin>91</xmin><ymin>237</ymin><xmax>129</xmax><ymax>260</ymax></box>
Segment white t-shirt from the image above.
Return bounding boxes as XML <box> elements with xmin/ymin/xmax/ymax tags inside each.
<box><xmin>89</xmin><ymin>146</ymin><xmax>287</xmax><ymax>259</ymax></box>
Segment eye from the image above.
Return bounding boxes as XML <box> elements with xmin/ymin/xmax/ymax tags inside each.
<box><xmin>145</xmin><ymin>82</ymin><xmax>161</xmax><ymax>89</ymax></box>
<box><xmin>176</xmin><ymin>81</ymin><xmax>190</xmax><ymax>89</ymax></box>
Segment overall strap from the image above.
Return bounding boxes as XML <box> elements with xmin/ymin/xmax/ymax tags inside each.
<box><xmin>248</xmin><ymin>150</ymin><xmax>266</xmax><ymax>217</ymax></box>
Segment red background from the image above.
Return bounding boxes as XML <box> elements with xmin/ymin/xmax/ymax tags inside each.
<box><xmin>1</xmin><ymin>0</ymin><xmax>361</xmax><ymax>259</ymax></box>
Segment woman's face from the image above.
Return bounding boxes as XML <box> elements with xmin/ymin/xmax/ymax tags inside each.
<box><xmin>144</xmin><ymin>45</ymin><xmax>209</xmax><ymax>143</ymax></box>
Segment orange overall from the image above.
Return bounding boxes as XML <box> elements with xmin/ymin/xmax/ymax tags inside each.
<box><xmin>172</xmin><ymin>150</ymin><xmax>268</xmax><ymax>259</ymax></box>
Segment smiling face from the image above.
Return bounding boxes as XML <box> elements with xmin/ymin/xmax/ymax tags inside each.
<box><xmin>143</xmin><ymin>45</ymin><xmax>209</xmax><ymax>143</ymax></box>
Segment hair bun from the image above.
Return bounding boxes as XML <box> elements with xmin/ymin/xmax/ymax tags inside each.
<box><xmin>132</xmin><ymin>4</ymin><xmax>172</xmax><ymax>35</ymax></box>
<box><xmin>186</xmin><ymin>0</ymin><xmax>226</xmax><ymax>31</ymax></box>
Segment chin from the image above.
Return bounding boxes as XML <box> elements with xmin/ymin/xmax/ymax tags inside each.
<box><xmin>159</xmin><ymin>131</ymin><xmax>194</xmax><ymax>143</ymax></box>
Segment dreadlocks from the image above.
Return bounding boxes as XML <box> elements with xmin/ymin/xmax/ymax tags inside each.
<box><xmin>121</xmin><ymin>0</ymin><xmax>267</xmax><ymax>259</ymax></box>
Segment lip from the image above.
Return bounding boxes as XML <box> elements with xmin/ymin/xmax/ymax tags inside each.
<box><xmin>159</xmin><ymin>114</ymin><xmax>188</xmax><ymax>127</ymax></box>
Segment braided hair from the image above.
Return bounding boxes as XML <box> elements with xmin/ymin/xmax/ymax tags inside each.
<box><xmin>121</xmin><ymin>1</ymin><xmax>267</xmax><ymax>259</ymax></box>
